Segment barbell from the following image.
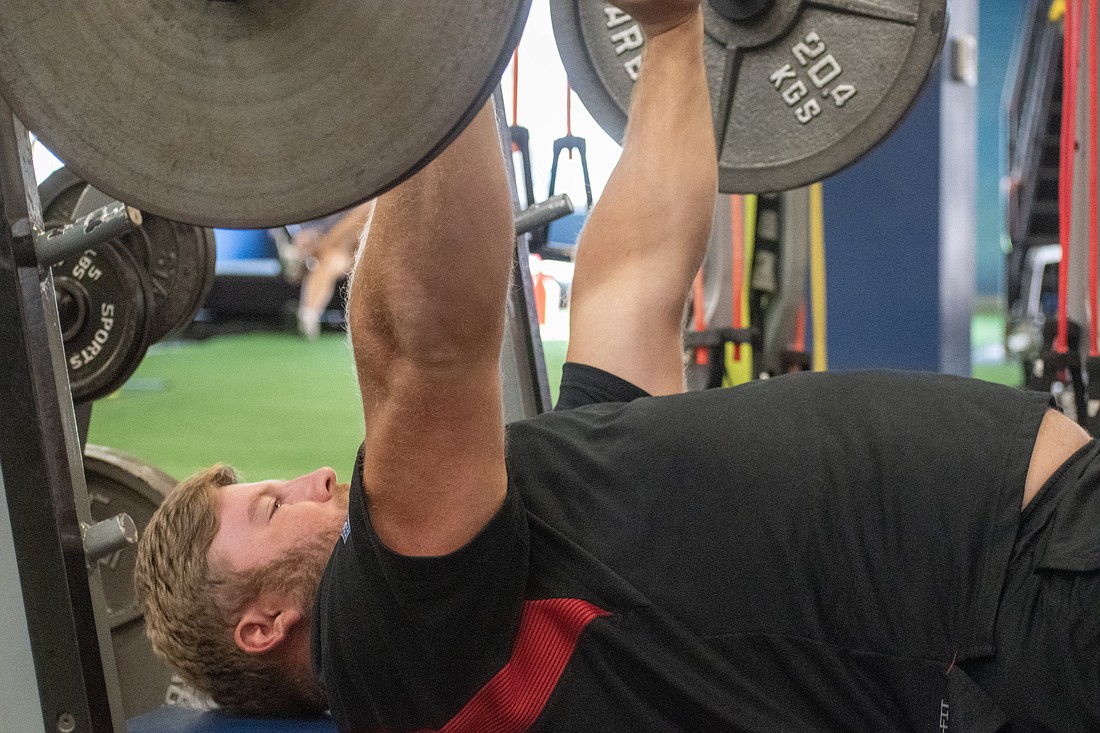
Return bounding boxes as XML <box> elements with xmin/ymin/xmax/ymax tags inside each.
<box><xmin>0</xmin><ymin>0</ymin><xmax>944</xmax><ymax>228</ymax></box>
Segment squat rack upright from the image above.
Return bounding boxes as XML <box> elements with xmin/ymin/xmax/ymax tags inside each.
<box><xmin>0</xmin><ymin>101</ymin><xmax>125</xmax><ymax>731</ymax></box>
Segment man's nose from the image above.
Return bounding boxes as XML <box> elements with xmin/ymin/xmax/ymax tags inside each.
<box><xmin>288</xmin><ymin>467</ymin><xmax>337</xmax><ymax>501</ymax></box>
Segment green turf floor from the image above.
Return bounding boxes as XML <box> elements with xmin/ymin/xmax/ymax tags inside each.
<box><xmin>88</xmin><ymin>334</ymin><xmax>363</xmax><ymax>483</ymax></box>
<box><xmin>90</xmin><ymin>311</ymin><xmax>1017</xmax><ymax>484</ymax></box>
<box><xmin>88</xmin><ymin>334</ymin><xmax>572</xmax><ymax>483</ymax></box>
<box><xmin>971</xmin><ymin>306</ymin><xmax>1022</xmax><ymax>388</ymax></box>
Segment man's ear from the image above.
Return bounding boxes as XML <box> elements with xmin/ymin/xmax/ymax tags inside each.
<box><xmin>233</xmin><ymin>597</ymin><xmax>304</xmax><ymax>655</ymax></box>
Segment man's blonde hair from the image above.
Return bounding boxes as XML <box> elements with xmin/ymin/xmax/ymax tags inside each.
<box><xmin>134</xmin><ymin>465</ymin><xmax>325</xmax><ymax>715</ymax></box>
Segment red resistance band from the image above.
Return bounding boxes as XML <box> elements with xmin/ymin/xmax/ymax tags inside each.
<box><xmin>793</xmin><ymin>304</ymin><xmax>807</xmax><ymax>354</ymax></box>
<box><xmin>1058</xmin><ymin>0</ymin><xmax>1081</xmax><ymax>354</ymax></box>
<box><xmin>730</xmin><ymin>196</ymin><xmax>745</xmax><ymax>361</ymax></box>
<box><xmin>1089</xmin><ymin>0</ymin><xmax>1099</xmax><ymax>356</ymax></box>
<box><xmin>693</xmin><ymin>271</ymin><xmax>708</xmax><ymax>366</ymax></box>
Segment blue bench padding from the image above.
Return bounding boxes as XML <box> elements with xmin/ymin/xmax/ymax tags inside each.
<box><xmin>127</xmin><ymin>707</ymin><xmax>337</xmax><ymax>732</ymax></box>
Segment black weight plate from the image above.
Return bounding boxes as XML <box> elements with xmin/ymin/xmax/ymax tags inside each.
<box><xmin>84</xmin><ymin>444</ymin><xmax>176</xmax><ymax>719</ymax></box>
<box><xmin>38</xmin><ymin>166</ymin><xmax>87</xmax><ymax>228</ymax></box>
<box><xmin>75</xmin><ymin>185</ymin><xmax>217</xmax><ymax>342</ymax></box>
<box><xmin>52</xmin><ymin>245</ymin><xmax>154</xmax><ymax>404</ymax></box>
<box><xmin>0</xmin><ymin>0</ymin><xmax>533</xmax><ymax>229</ymax></box>
<box><xmin>142</xmin><ymin>219</ymin><xmax>217</xmax><ymax>341</ymax></box>
<box><xmin>551</xmin><ymin>0</ymin><xmax>947</xmax><ymax>193</ymax></box>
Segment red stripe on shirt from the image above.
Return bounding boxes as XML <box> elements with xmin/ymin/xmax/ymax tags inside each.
<box><xmin>417</xmin><ymin>598</ymin><xmax>609</xmax><ymax>733</ymax></box>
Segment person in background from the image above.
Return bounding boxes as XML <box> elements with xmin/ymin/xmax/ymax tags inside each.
<box><xmin>291</xmin><ymin>203</ymin><xmax>373</xmax><ymax>340</ymax></box>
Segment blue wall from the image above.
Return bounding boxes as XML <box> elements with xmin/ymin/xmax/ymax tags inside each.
<box><xmin>823</xmin><ymin>70</ymin><xmax>945</xmax><ymax>371</ymax></box>
<box><xmin>822</xmin><ymin>0</ymin><xmax>1028</xmax><ymax>371</ymax></box>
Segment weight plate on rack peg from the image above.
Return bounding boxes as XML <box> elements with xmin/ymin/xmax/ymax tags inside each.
<box><xmin>84</xmin><ymin>444</ymin><xmax>176</xmax><ymax>719</ymax></box>
<box><xmin>74</xmin><ymin>185</ymin><xmax>217</xmax><ymax>342</ymax></box>
<box><xmin>52</xmin><ymin>245</ymin><xmax>154</xmax><ymax>404</ymax></box>
<box><xmin>550</xmin><ymin>0</ymin><xmax>947</xmax><ymax>193</ymax></box>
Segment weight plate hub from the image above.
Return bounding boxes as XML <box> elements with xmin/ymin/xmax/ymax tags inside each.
<box><xmin>84</xmin><ymin>444</ymin><xmax>176</xmax><ymax>718</ymax></box>
<box><xmin>0</xmin><ymin>0</ymin><xmax>532</xmax><ymax>229</ymax></box>
<box><xmin>52</xmin><ymin>245</ymin><xmax>153</xmax><ymax>404</ymax></box>
<box><xmin>551</xmin><ymin>0</ymin><xmax>947</xmax><ymax>194</ymax></box>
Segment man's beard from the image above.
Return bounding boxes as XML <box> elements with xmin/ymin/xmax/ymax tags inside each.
<box><xmin>255</xmin><ymin>481</ymin><xmax>352</xmax><ymax>614</ymax></box>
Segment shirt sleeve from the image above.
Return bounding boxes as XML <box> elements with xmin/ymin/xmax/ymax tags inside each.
<box><xmin>312</xmin><ymin>448</ymin><xmax>529</xmax><ymax>733</ymax></box>
<box><xmin>554</xmin><ymin>362</ymin><xmax>650</xmax><ymax>411</ymax></box>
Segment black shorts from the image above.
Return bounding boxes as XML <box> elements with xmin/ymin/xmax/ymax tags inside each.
<box><xmin>554</xmin><ymin>362</ymin><xmax>649</xmax><ymax>411</ymax></box>
<box><xmin>963</xmin><ymin>440</ymin><xmax>1100</xmax><ymax>730</ymax></box>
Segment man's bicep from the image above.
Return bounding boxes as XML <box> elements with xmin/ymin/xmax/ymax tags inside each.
<box><xmin>357</xmin><ymin>354</ymin><xmax>508</xmax><ymax>557</ymax></box>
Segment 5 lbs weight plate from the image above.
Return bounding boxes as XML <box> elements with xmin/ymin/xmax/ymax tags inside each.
<box><xmin>84</xmin><ymin>445</ymin><xmax>176</xmax><ymax>719</ymax></box>
<box><xmin>551</xmin><ymin>0</ymin><xmax>947</xmax><ymax>193</ymax></box>
<box><xmin>52</xmin><ymin>245</ymin><xmax>154</xmax><ymax>404</ymax></box>
<box><xmin>40</xmin><ymin>169</ymin><xmax>216</xmax><ymax>343</ymax></box>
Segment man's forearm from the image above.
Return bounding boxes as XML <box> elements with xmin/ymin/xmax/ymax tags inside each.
<box><xmin>585</xmin><ymin>12</ymin><xmax>716</xmax><ymax>274</ymax></box>
<box><xmin>349</xmin><ymin>105</ymin><xmax>514</xmax><ymax>373</ymax></box>
<box><xmin>565</xmin><ymin>10</ymin><xmax>716</xmax><ymax>395</ymax></box>
<box><xmin>347</xmin><ymin>104</ymin><xmax>514</xmax><ymax>554</ymax></box>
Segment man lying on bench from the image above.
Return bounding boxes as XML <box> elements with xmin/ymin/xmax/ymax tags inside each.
<box><xmin>136</xmin><ymin>1</ymin><xmax>1099</xmax><ymax>729</ymax></box>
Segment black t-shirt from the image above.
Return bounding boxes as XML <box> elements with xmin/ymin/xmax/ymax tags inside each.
<box><xmin>312</xmin><ymin>369</ymin><xmax>1051</xmax><ymax>732</ymax></box>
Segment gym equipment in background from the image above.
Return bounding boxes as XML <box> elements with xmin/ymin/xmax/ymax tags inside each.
<box><xmin>83</xmin><ymin>445</ymin><xmax>176</xmax><ymax>720</ymax></box>
<box><xmin>38</xmin><ymin>168</ymin><xmax>217</xmax><ymax>404</ymax></box>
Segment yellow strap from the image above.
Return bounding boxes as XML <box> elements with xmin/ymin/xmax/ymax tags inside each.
<box><xmin>809</xmin><ymin>182</ymin><xmax>828</xmax><ymax>372</ymax></box>
<box><xmin>1051</xmin><ymin>0</ymin><xmax>1067</xmax><ymax>22</ymax></box>
<box><xmin>725</xmin><ymin>194</ymin><xmax>756</xmax><ymax>386</ymax></box>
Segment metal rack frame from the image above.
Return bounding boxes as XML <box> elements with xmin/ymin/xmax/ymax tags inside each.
<box><xmin>0</xmin><ymin>100</ymin><xmax>125</xmax><ymax>732</ymax></box>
